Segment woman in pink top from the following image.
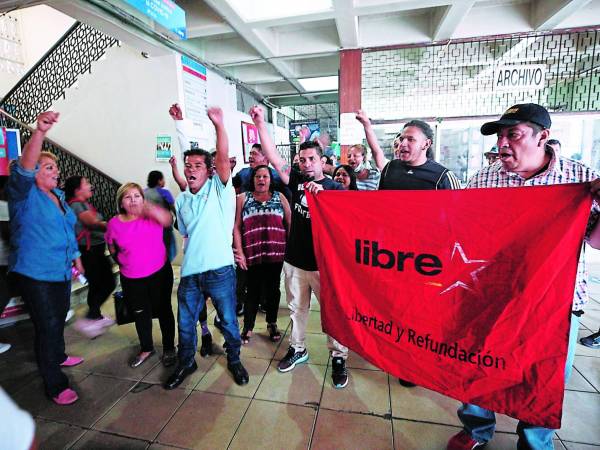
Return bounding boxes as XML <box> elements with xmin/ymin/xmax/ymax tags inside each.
<box><xmin>106</xmin><ymin>183</ymin><xmax>175</xmax><ymax>368</ymax></box>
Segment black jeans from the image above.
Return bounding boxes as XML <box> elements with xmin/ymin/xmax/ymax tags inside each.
<box><xmin>14</xmin><ymin>273</ymin><xmax>71</xmax><ymax>397</ymax></box>
<box><xmin>236</xmin><ymin>265</ymin><xmax>247</xmax><ymax>310</ymax></box>
<box><xmin>0</xmin><ymin>266</ymin><xmax>10</xmax><ymax>314</ymax></box>
<box><xmin>120</xmin><ymin>263</ymin><xmax>175</xmax><ymax>353</ymax></box>
<box><xmin>244</xmin><ymin>262</ymin><xmax>283</xmax><ymax>330</ymax></box>
<box><xmin>80</xmin><ymin>244</ymin><xmax>116</xmax><ymax>319</ymax></box>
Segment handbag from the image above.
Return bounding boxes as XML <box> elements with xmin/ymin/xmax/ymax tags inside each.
<box><xmin>113</xmin><ymin>290</ymin><xmax>134</xmax><ymax>325</ymax></box>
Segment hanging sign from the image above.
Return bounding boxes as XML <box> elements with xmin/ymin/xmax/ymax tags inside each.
<box><xmin>494</xmin><ymin>65</ymin><xmax>546</xmax><ymax>92</ymax></box>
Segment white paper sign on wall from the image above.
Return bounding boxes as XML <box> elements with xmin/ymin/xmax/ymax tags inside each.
<box><xmin>494</xmin><ymin>65</ymin><xmax>546</xmax><ymax>92</ymax></box>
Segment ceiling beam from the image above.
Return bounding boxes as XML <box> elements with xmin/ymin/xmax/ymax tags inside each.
<box><xmin>245</xmin><ymin>10</ymin><xmax>336</xmax><ymax>29</ymax></box>
<box><xmin>354</xmin><ymin>0</ymin><xmax>452</xmax><ymax>16</ymax></box>
<box><xmin>204</xmin><ymin>0</ymin><xmax>305</xmax><ymax>93</ymax></box>
<box><xmin>186</xmin><ymin>23</ymin><xmax>234</xmax><ymax>38</ymax></box>
<box><xmin>432</xmin><ymin>1</ymin><xmax>475</xmax><ymax>41</ymax></box>
<box><xmin>332</xmin><ymin>0</ymin><xmax>359</xmax><ymax>48</ymax></box>
<box><xmin>534</xmin><ymin>0</ymin><xmax>591</xmax><ymax>30</ymax></box>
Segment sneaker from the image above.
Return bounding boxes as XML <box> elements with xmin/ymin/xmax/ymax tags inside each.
<box><xmin>0</xmin><ymin>342</ymin><xmax>11</xmax><ymax>354</ymax></box>
<box><xmin>446</xmin><ymin>430</ymin><xmax>486</xmax><ymax>450</ymax></box>
<box><xmin>331</xmin><ymin>357</ymin><xmax>349</xmax><ymax>388</ymax></box>
<box><xmin>53</xmin><ymin>388</ymin><xmax>78</xmax><ymax>405</ymax></box>
<box><xmin>277</xmin><ymin>346</ymin><xmax>308</xmax><ymax>372</ymax></box>
<box><xmin>96</xmin><ymin>316</ymin><xmax>116</xmax><ymax>328</ymax></box>
<box><xmin>580</xmin><ymin>330</ymin><xmax>600</xmax><ymax>349</ymax></box>
<box><xmin>65</xmin><ymin>309</ymin><xmax>75</xmax><ymax>323</ymax></box>
<box><xmin>398</xmin><ymin>378</ymin><xmax>417</xmax><ymax>387</ymax></box>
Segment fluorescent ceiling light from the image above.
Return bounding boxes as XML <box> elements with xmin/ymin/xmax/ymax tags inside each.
<box><xmin>298</xmin><ymin>76</ymin><xmax>338</xmax><ymax>92</ymax></box>
<box><xmin>228</xmin><ymin>0</ymin><xmax>333</xmax><ymax>22</ymax></box>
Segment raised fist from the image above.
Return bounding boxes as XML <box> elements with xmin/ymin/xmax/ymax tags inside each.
<box><xmin>169</xmin><ymin>104</ymin><xmax>183</xmax><ymax>120</ymax></box>
<box><xmin>249</xmin><ymin>105</ymin><xmax>264</xmax><ymax>125</ymax></box>
<box><xmin>207</xmin><ymin>107</ymin><xmax>223</xmax><ymax>125</ymax></box>
<box><xmin>355</xmin><ymin>109</ymin><xmax>370</xmax><ymax>126</ymax></box>
<box><xmin>36</xmin><ymin>111</ymin><xmax>59</xmax><ymax>132</ymax></box>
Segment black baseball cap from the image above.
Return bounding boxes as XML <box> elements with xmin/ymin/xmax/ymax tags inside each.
<box><xmin>481</xmin><ymin>103</ymin><xmax>551</xmax><ymax>136</ymax></box>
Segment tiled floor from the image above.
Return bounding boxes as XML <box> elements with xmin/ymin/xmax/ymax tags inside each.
<box><xmin>1</xmin><ymin>268</ymin><xmax>600</xmax><ymax>450</ymax></box>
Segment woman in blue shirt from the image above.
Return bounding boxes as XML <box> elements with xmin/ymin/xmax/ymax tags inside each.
<box><xmin>7</xmin><ymin>111</ymin><xmax>83</xmax><ymax>406</ymax></box>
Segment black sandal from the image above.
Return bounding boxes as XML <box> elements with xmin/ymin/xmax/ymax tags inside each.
<box><xmin>267</xmin><ymin>323</ymin><xmax>281</xmax><ymax>342</ymax></box>
<box><xmin>241</xmin><ymin>329</ymin><xmax>252</xmax><ymax>344</ymax></box>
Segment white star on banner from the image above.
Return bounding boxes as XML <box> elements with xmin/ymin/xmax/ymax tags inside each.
<box><xmin>439</xmin><ymin>242</ymin><xmax>489</xmax><ymax>295</ymax></box>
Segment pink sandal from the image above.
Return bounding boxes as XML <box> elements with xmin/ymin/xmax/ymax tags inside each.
<box><xmin>53</xmin><ymin>388</ymin><xmax>78</xmax><ymax>405</ymax></box>
<box><xmin>60</xmin><ymin>356</ymin><xmax>84</xmax><ymax>367</ymax></box>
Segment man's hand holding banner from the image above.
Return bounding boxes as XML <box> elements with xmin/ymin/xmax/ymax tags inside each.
<box><xmin>306</xmin><ymin>184</ymin><xmax>591</xmax><ymax>428</ymax></box>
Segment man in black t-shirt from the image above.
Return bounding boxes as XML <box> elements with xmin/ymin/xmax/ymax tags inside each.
<box><xmin>356</xmin><ymin>110</ymin><xmax>461</xmax><ymax>190</ymax></box>
<box><xmin>356</xmin><ymin>111</ymin><xmax>460</xmax><ymax>388</ymax></box>
<box><xmin>250</xmin><ymin>106</ymin><xmax>350</xmax><ymax>389</ymax></box>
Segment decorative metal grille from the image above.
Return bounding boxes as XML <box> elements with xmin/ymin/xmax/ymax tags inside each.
<box><xmin>1</xmin><ymin>111</ymin><xmax>120</xmax><ymax>220</ymax></box>
<box><xmin>0</xmin><ymin>22</ymin><xmax>118</xmax><ymax>124</ymax></box>
<box><xmin>362</xmin><ymin>29</ymin><xmax>600</xmax><ymax>121</ymax></box>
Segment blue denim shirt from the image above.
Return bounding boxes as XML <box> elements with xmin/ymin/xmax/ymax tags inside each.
<box><xmin>7</xmin><ymin>163</ymin><xmax>80</xmax><ymax>281</ymax></box>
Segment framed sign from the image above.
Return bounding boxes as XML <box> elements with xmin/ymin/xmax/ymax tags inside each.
<box><xmin>241</xmin><ymin>121</ymin><xmax>259</xmax><ymax>164</ymax></box>
<box><xmin>156</xmin><ymin>134</ymin><xmax>172</xmax><ymax>161</ymax></box>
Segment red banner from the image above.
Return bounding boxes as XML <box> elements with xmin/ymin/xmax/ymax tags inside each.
<box><xmin>307</xmin><ymin>184</ymin><xmax>591</xmax><ymax>428</ymax></box>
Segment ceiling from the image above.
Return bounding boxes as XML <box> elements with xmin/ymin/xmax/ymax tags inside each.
<box><xmin>3</xmin><ymin>0</ymin><xmax>600</xmax><ymax>106</ymax></box>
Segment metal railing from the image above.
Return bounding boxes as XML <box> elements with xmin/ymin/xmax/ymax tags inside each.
<box><xmin>1</xmin><ymin>107</ymin><xmax>121</xmax><ymax>219</ymax></box>
<box><xmin>0</xmin><ymin>22</ymin><xmax>119</xmax><ymax>124</ymax></box>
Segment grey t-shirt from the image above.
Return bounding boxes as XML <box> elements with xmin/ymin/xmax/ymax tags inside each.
<box><xmin>70</xmin><ymin>201</ymin><xmax>105</xmax><ymax>248</ymax></box>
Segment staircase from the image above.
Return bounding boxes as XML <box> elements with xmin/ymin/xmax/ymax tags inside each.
<box><xmin>0</xmin><ymin>21</ymin><xmax>121</xmax><ymax>219</ymax></box>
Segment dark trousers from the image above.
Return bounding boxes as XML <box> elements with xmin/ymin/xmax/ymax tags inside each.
<box><xmin>244</xmin><ymin>262</ymin><xmax>283</xmax><ymax>330</ymax></box>
<box><xmin>0</xmin><ymin>266</ymin><xmax>9</xmax><ymax>314</ymax></box>
<box><xmin>80</xmin><ymin>244</ymin><xmax>116</xmax><ymax>319</ymax></box>
<box><xmin>14</xmin><ymin>273</ymin><xmax>70</xmax><ymax>397</ymax></box>
<box><xmin>120</xmin><ymin>263</ymin><xmax>175</xmax><ymax>353</ymax></box>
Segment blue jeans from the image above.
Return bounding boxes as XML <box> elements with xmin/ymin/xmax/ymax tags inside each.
<box><xmin>177</xmin><ymin>265</ymin><xmax>240</xmax><ymax>366</ymax></box>
<box><xmin>14</xmin><ymin>273</ymin><xmax>71</xmax><ymax>397</ymax></box>
<box><xmin>458</xmin><ymin>314</ymin><xmax>579</xmax><ymax>450</ymax></box>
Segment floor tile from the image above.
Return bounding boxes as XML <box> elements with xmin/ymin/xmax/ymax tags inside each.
<box><xmin>156</xmin><ymin>391</ymin><xmax>250</xmax><ymax>449</ymax></box>
<box><xmin>321</xmin><ymin>367</ymin><xmax>391</xmax><ymax>416</ymax></box>
<box><xmin>148</xmin><ymin>444</ymin><xmax>188</xmax><ymax>450</ymax></box>
<box><xmin>194</xmin><ymin>356</ymin><xmax>270</xmax><ymax>398</ymax></box>
<box><xmin>0</xmin><ymin>361</ymin><xmax>40</xmax><ymax>395</ymax></box>
<box><xmin>94</xmin><ymin>382</ymin><xmax>189</xmax><ymax>440</ymax></box>
<box><xmin>142</xmin><ymin>354</ymin><xmax>216</xmax><ymax>390</ymax></box>
<box><xmin>567</xmin><ymin>366</ymin><xmax>598</xmax><ymax>392</ymax></box>
<box><xmin>71</xmin><ymin>430</ymin><xmax>149</xmax><ymax>449</ymax></box>
<box><xmin>573</xmin><ymin>356</ymin><xmax>600</xmax><ymax>392</ymax></box>
<box><xmin>390</xmin><ymin>382</ymin><xmax>462</xmax><ymax>427</ymax></box>
<box><xmin>229</xmin><ymin>400</ymin><xmax>315</xmax><ymax>450</ymax></box>
<box><xmin>37</xmin><ymin>374</ymin><xmax>135</xmax><ymax>428</ymax></box>
<box><xmin>34</xmin><ymin>418</ymin><xmax>86</xmax><ymax>449</ymax></box>
<box><xmin>346</xmin><ymin>349</ymin><xmax>381</xmax><ymax>371</ymax></box>
<box><xmin>255</xmin><ymin>361</ymin><xmax>326</xmax><ymax>407</ymax></box>
<box><xmin>274</xmin><ymin>333</ymin><xmax>331</xmax><ymax>365</ymax></box>
<box><xmin>563</xmin><ymin>442</ymin><xmax>600</xmax><ymax>449</ymax></box>
<box><xmin>311</xmin><ymin>409</ymin><xmax>392</xmax><ymax>449</ymax></box>
<box><xmin>84</xmin><ymin>345</ymin><xmax>162</xmax><ymax>381</ymax></box>
<box><xmin>557</xmin><ymin>391</ymin><xmax>600</xmax><ymax>444</ymax></box>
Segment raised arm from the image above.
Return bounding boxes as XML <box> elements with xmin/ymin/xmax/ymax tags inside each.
<box><xmin>21</xmin><ymin>112</ymin><xmax>59</xmax><ymax>170</ymax></box>
<box><xmin>356</xmin><ymin>110</ymin><xmax>388</xmax><ymax>171</ymax></box>
<box><xmin>280</xmin><ymin>194</ymin><xmax>291</xmax><ymax>235</ymax></box>
<box><xmin>207</xmin><ymin>107</ymin><xmax>230</xmax><ymax>184</ymax></box>
<box><xmin>169</xmin><ymin>156</ymin><xmax>187</xmax><ymax>192</ymax></box>
<box><xmin>249</xmin><ymin>106</ymin><xmax>290</xmax><ymax>185</ymax></box>
<box><xmin>142</xmin><ymin>201</ymin><xmax>173</xmax><ymax>228</ymax></box>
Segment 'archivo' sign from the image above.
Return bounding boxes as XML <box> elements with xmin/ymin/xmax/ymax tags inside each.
<box><xmin>493</xmin><ymin>64</ymin><xmax>546</xmax><ymax>91</ymax></box>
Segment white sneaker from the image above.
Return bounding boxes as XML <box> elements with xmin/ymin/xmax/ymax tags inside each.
<box><xmin>65</xmin><ymin>309</ymin><xmax>75</xmax><ymax>323</ymax></box>
<box><xmin>0</xmin><ymin>342</ymin><xmax>11</xmax><ymax>354</ymax></box>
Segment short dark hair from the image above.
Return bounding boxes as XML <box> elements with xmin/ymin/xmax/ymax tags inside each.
<box><xmin>183</xmin><ymin>149</ymin><xmax>212</xmax><ymax>169</ymax></box>
<box><xmin>248</xmin><ymin>165</ymin><xmax>273</xmax><ymax>192</ymax></box>
<box><xmin>547</xmin><ymin>138</ymin><xmax>561</xmax><ymax>147</ymax></box>
<box><xmin>402</xmin><ymin>120</ymin><xmax>434</xmax><ymax>146</ymax></box>
<box><xmin>251</xmin><ymin>143</ymin><xmax>262</xmax><ymax>151</ymax></box>
<box><xmin>64</xmin><ymin>175</ymin><xmax>84</xmax><ymax>201</ymax></box>
<box><xmin>147</xmin><ymin>170</ymin><xmax>164</xmax><ymax>188</ymax></box>
<box><xmin>298</xmin><ymin>141</ymin><xmax>323</xmax><ymax>157</ymax></box>
<box><xmin>333</xmin><ymin>164</ymin><xmax>358</xmax><ymax>190</ymax></box>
